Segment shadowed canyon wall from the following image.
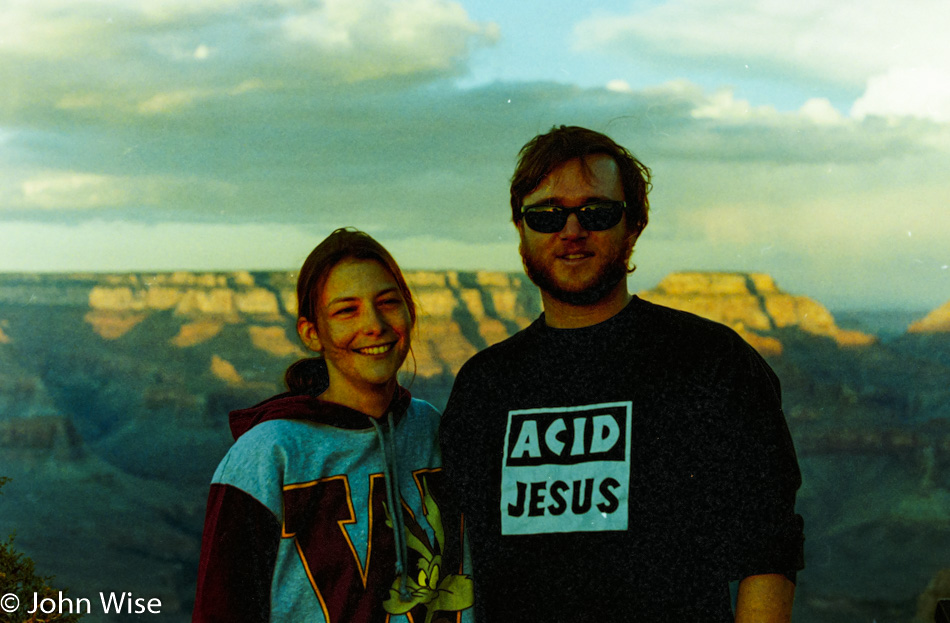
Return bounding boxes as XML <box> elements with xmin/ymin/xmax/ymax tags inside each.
<box><xmin>0</xmin><ymin>271</ymin><xmax>948</xmax><ymax>623</ymax></box>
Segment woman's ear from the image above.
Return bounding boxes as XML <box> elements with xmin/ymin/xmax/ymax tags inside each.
<box><xmin>297</xmin><ymin>317</ymin><xmax>323</xmax><ymax>353</ymax></box>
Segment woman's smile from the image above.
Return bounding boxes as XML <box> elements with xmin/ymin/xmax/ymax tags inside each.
<box><xmin>298</xmin><ymin>257</ymin><xmax>412</xmax><ymax>410</ymax></box>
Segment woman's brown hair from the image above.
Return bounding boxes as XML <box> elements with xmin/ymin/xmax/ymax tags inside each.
<box><xmin>284</xmin><ymin>227</ymin><xmax>416</xmax><ymax>394</ymax></box>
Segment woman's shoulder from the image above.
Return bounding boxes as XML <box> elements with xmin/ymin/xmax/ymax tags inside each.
<box><xmin>210</xmin><ymin>420</ymin><xmax>321</xmax><ymax>517</ymax></box>
<box><xmin>233</xmin><ymin>417</ymin><xmax>320</xmax><ymax>448</ymax></box>
<box><xmin>408</xmin><ymin>396</ymin><xmax>440</xmax><ymax>414</ymax></box>
<box><xmin>406</xmin><ymin>396</ymin><xmax>442</xmax><ymax>429</ymax></box>
<box><xmin>216</xmin><ymin>419</ymin><xmax>312</xmax><ymax>472</ymax></box>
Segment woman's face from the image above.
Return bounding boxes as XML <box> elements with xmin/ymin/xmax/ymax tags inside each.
<box><xmin>300</xmin><ymin>257</ymin><xmax>412</xmax><ymax>403</ymax></box>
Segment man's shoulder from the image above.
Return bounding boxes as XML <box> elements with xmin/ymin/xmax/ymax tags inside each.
<box><xmin>462</xmin><ymin>321</ymin><xmax>538</xmax><ymax>370</ymax></box>
<box><xmin>452</xmin><ymin>318</ymin><xmax>539</xmax><ymax>380</ymax></box>
<box><xmin>454</xmin><ymin>298</ymin><xmax>756</xmax><ymax>379</ymax></box>
<box><xmin>633</xmin><ymin>298</ymin><xmax>779</xmax><ymax>389</ymax></box>
<box><xmin>462</xmin><ymin>298</ymin><xmax>748</xmax><ymax>354</ymax></box>
<box><xmin>632</xmin><ymin>296</ymin><xmax>748</xmax><ymax>348</ymax></box>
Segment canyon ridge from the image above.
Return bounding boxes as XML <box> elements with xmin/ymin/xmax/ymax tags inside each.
<box><xmin>0</xmin><ymin>270</ymin><xmax>948</xmax><ymax>623</ymax></box>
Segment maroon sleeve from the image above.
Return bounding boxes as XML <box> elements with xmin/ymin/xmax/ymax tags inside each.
<box><xmin>193</xmin><ymin>483</ymin><xmax>281</xmax><ymax>622</ymax></box>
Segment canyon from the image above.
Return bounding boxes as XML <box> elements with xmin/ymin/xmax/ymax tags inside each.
<box><xmin>0</xmin><ymin>270</ymin><xmax>948</xmax><ymax>623</ymax></box>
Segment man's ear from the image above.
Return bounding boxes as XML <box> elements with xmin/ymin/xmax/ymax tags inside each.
<box><xmin>297</xmin><ymin>317</ymin><xmax>323</xmax><ymax>353</ymax></box>
<box><xmin>514</xmin><ymin>218</ymin><xmax>527</xmax><ymax>245</ymax></box>
<box><xmin>626</xmin><ymin>228</ymin><xmax>641</xmax><ymax>249</ymax></box>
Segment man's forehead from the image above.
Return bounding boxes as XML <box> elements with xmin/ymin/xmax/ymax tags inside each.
<box><xmin>527</xmin><ymin>154</ymin><xmax>622</xmax><ymax>201</ymax></box>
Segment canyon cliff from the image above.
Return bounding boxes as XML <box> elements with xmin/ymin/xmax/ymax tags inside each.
<box><xmin>1</xmin><ymin>270</ymin><xmax>948</xmax><ymax>623</ymax></box>
<box><xmin>909</xmin><ymin>300</ymin><xmax>950</xmax><ymax>334</ymax></box>
<box><xmin>638</xmin><ymin>272</ymin><xmax>876</xmax><ymax>356</ymax></box>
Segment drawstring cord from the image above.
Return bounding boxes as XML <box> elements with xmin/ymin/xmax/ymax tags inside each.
<box><xmin>386</xmin><ymin>412</ymin><xmax>411</xmax><ymax>601</ymax></box>
<box><xmin>372</xmin><ymin>414</ymin><xmax>412</xmax><ymax>602</ymax></box>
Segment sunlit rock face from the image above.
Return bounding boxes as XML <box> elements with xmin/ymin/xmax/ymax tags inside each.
<box><xmin>74</xmin><ymin>270</ymin><xmax>542</xmax><ymax>378</ymax></box>
<box><xmin>909</xmin><ymin>300</ymin><xmax>950</xmax><ymax>333</ymax></box>
<box><xmin>639</xmin><ymin>271</ymin><xmax>876</xmax><ymax>355</ymax></box>
<box><xmin>0</xmin><ymin>269</ymin><xmax>884</xmax><ymax>414</ymax></box>
<box><xmin>88</xmin><ymin>274</ymin><xmax>284</xmax><ymax>321</ymax></box>
<box><xmin>7</xmin><ymin>269</ymin><xmax>882</xmax><ymax>368</ymax></box>
<box><xmin>0</xmin><ymin>271</ymin><xmax>543</xmax><ymax>423</ymax></box>
<box><xmin>405</xmin><ymin>270</ymin><xmax>541</xmax><ymax>376</ymax></box>
<box><xmin>1</xmin><ymin>270</ymin><xmax>949</xmax><ymax>623</ymax></box>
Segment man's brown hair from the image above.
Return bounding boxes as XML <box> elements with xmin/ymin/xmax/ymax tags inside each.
<box><xmin>510</xmin><ymin>125</ymin><xmax>651</xmax><ymax>235</ymax></box>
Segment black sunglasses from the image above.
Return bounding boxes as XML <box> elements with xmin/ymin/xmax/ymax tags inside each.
<box><xmin>521</xmin><ymin>200</ymin><xmax>626</xmax><ymax>234</ymax></box>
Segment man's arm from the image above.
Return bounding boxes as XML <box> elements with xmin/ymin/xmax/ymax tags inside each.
<box><xmin>734</xmin><ymin>573</ymin><xmax>796</xmax><ymax>623</ymax></box>
<box><xmin>725</xmin><ymin>340</ymin><xmax>804</xmax><ymax>622</ymax></box>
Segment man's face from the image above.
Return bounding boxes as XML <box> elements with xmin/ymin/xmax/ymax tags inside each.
<box><xmin>516</xmin><ymin>154</ymin><xmax>636</xmax><ymax>306</ymax></box>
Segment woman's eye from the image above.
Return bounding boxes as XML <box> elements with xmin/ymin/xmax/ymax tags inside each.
<box><xmin>333</xmin><ymin>306</ymin><xmax>357</xmax><ymax>316</ymax></box>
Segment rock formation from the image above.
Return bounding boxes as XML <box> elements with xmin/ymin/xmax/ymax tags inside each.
<box><xmin>639</xmin><ymin>272</ymin><xmax>876</xmax><ymax>355</ymax></box>
<box><xmin>405</xmin><ymin>270</ymin><xmax>540</xmax><ymax>376</ymax></box>
<box><xmin>1</xmin><ymin>269</ymin><xmax>948</xmax><ymax>623</ymax></box>
<box><xmin>78</xmin><ymin>269</ymin><xmax>541</xmax><ymax>380</ymax></box>
<box><xmin>909</xmin><ymin>300</ymin><xmax>950</xmax><ymax>334</ymax></box>
<box><xmin>0</xmin><ymin>349</ymin><xmax>85</xmax><ymax>462</ymax></box>
<box><xmin>0</xmin><ymin>414</ymin><xmax>84</xmax><ymax>461</ymax></box>
<box><xmin>0</xmin><ymin>269</ymin><xmax>886</xmax><ymax>396</ymax></box>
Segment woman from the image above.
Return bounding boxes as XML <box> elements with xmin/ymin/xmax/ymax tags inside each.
<box><xmin>193</xmin><ymin>228</ymin><xmax>473</xmax><ymax>623</ymax></box>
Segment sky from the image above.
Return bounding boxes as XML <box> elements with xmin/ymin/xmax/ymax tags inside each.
<box><xmin>1</xmin><ymin>0</ymin><xmax>948</xmax><ymax>310</ymax></box>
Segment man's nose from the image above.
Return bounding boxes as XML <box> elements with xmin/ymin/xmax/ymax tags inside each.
<box><xmin>560</xmin><ymin>212</ymin><xmax>588</xmax><ymax>238</ymax></box>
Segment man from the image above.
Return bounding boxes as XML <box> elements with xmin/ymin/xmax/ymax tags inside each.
<box><xmin>440</xmin><ymin>126</ymin><xmax>804</xmax><ymax>622</ymax></box>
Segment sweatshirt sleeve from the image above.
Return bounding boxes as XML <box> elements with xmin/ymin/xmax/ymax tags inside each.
<box><xmin>193</xmin><ymin>483</ymin><xmax>281</xmax><ymax>623</ymax></box>
<box><xmin>724</xmin><ymin>344</ymin><xmax>805</xmax><ymax>582</ymax></box>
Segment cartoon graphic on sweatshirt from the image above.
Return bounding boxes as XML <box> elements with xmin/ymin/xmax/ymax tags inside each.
<box><xmin>383</xmin><ymin>478</ymin><xmax>474</xmax><ymax>623</ymax></box>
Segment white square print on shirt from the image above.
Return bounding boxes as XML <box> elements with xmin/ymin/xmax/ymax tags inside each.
<box><xmin>501</xmin><ymin>401</ymin><xmax>632</xmax><ymax>535</ymax></box>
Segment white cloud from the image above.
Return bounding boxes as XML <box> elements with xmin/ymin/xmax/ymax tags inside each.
<box><xmin>574</xmin><ymin>0</ymin><xmax>950</xmax><ymax>121</ymax></box>
<box><xmin>0</xmin><ymin>0</ymin><xmax>497</xmax><ymax>122</ymax></box>
<box><xmin>384</xmin><ymin>235</ymin><xmax>520</xmax><ymax>272</ymax></box>
<box><xmin>1</xmin><ymin>59</ymin><xmax>947</xmax><ymax>308</ymax></box>
<box><xmin>228</xmin><ymin>78</ymin><xmax>267</xmax><ymax>96</ymax></box>
<box><xmin>8</xmin><ymin>170</ymin><xmax>238</xmax><ymax>212</ymax></box>
<box><xmin>852</xmin><ymin>67</ymin><xmax>950</xmax><ymax>122</ymax></box>
<box><xmin>137</xmin><ymin>89</ymin><xmax>212</xmax><ymax>115</ymax></box>
<box><xmin>606</xmin><ymin>79</ymin><xmax>633</xmax><ymax>93</ymax></box>
<box><xmin>282</xmin><ymin>0</ymin><xmax>360</xmax><ymax>50</ymax></box>
<box><xmin>281</xmin><ymin>0</ymin><xmax>499</xmax><ymax>81</ymax></box>
<box><xmin>799</xmin><ymin>98</ymin><xmax>843</xmax><ymax>125</ymax></box>
<box><xmin>690</xmin><ymin>88</ymin><xmax>777</xmax><ymax>120</ymax></box>
<box><xmin>20</xmin><ymin>173</ymin><xmax>133</xmax><ymax>209</ymax></box>
<box><xmin>0</xmin><ymin>220</ymin><xmax>522</xmax><ymax>273</ymax></box>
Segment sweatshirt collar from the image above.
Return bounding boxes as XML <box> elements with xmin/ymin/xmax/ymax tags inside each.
<box><xmin>228</xmin><ymin>385</ymin><xmax>412</xmax><ymax>440</ymax></box>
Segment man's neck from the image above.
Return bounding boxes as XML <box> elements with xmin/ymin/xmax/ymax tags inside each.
<box><xmin>540</xmin><ymin>284</ymin><xmax>632</xmax><ymax>329</ymax></box>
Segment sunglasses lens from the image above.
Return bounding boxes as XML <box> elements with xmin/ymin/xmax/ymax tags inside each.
<box><xmin>523</xmin><ymin>209</ymin><xmax>566</xmax><ymax>233</ymax></box>
<box><xmin>577</xmin><ymin>203</ymin><xmax>623</xmax><ymax>231</ymax></box>
<box><xmin>522</xmin><ymin>201</ymin><xmax>624</xmax><ymax>233</ymax></box>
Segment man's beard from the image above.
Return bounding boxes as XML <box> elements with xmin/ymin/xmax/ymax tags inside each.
<box><xmin>521</xmin><ymin>243</ymin><xmax>633</xmax><ymax>307</ymax></box>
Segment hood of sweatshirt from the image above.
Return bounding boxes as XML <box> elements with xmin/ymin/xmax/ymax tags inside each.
<box><xmin>226</xmin><ymin>375</ymin><xmax>416</xmax><ymax>603</ymax></box>
<box><xmin>228</xmin><ymin>385</ymin><xmax>412</xmax><ymax>441</ymax></box>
